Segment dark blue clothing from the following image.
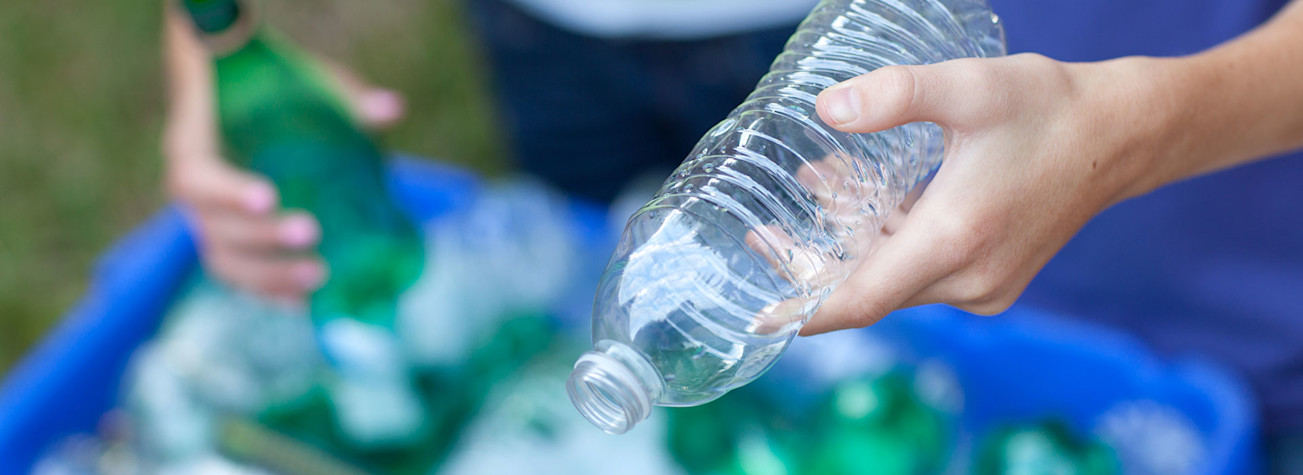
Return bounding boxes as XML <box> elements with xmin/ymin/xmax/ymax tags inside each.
<box><xmin>468</xmin><ymin>0</ymin><xmax>795</xmax><ymax>204</ymax></box>
<box><xmin>992</xmin><ymin>0</ymin><xmax>1303</xmax><ymax>436</ymax></box>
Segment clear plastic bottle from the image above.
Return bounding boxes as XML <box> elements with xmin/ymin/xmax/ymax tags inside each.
<box><xmin>567</xmin><ymin>0</ymin><xmax>1005</xmax><ymax>434</ymax></box>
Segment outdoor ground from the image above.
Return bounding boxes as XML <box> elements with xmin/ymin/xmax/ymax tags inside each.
<box><xmin>0</xmin><ymin>0</ymin><xmax>504</xmax><ymax>376</ymax></box>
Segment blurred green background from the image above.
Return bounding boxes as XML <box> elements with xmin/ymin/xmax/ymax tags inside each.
<box><xmin>0</xmin><ymin>0</ymin><xmax>504</xmax><ymax>377</ymax></box>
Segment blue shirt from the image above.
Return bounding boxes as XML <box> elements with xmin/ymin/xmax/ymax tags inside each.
<box><xmin>992</xmin><ymin>0</ymin><xmax>1303</xmax><ymax>435</ymax></box>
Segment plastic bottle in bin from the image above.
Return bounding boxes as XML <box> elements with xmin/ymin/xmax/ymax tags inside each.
<box><xmin>973</xmin><ymin>421</ymin><xmax>1120</xmax><ymax>475</ymax></box>
<box><xmin>804</xmin><ymin>372</ymin><xmax>949</xmax><ymax>474</ymax></box>
<box><xmin>178</xmin><ymin>0</ymin><xmax>425</xmax><ymax>448</ymax></box>
<box><xmin>665</xmin><ymin>356</ymin><xmax>954</xmax><ymax>475</ymax></box>
<box><xmin>567</xmin><ymin>0</ymin><xmax>1005</xmax><ymax>434</ymax></box>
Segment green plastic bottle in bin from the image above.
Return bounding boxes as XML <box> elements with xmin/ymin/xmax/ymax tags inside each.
<box><xmin>974</xmin><ymin>421</ymin><xmax>1120</xmax><ymax>475</ymax></box>
<box><xmin>180</xmin><ymin>0</ymin><xmax>424</xmax><ymax>325</ymax></box>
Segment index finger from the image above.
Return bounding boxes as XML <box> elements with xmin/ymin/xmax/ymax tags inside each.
<box><xmin>168</xmin><ymin>158</ymin><xmax>278</xmax><ymax>215</ymax></box>
<box><xmin>800</xmin><ymin>213</ymin><xmax>957</xmax><ymax>335</ymax></box>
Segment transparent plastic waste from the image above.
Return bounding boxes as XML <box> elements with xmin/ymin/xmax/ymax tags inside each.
<box><xmin>397</xmin><ymin>179</ymin><xmax>578</xmax><ymax>369</ymax></box>
<box><xmin>317</xmin><ymin>319</ymin><xmax>426</xmax><ymax>447</ymax></box>
<box><xmin>45</xmin><ymin>178</ymin><xmax>597</xmax><ymax>473</ymax></box>
<box><xmin>1095</xmin><ymin>401</ymin><xmax>1205</xmax><ymax>475</ymax></box>
<box><xmin>123</xmin><ymin>285</ymin><xmax>322</xmax><ymax>463</ymax></box>
<box><xmin>439</xmin><ymin>342</ymin><xmax>680</xmax><ymax>475</ymax></box>
<box><xmin>568</xmin><ymin>0</ymin><xmax>1006</xmax><ymax>434</ymax></box>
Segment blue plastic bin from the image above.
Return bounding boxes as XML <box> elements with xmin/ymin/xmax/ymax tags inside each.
<box><xmin>0</xmin><ymin>158</ymin><xmax>480</xmax><ymax>472</ymax></box>
<box><xmin>878</xmin><ymin>305</ymin><xmax>1261</xmax><ymax>473</ymax></box>
<box><xmin>0</xmin><ymin>159</ymin><xmax>1261</xmax><ymax>473</ymax></box>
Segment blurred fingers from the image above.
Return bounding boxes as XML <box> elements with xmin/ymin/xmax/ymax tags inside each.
<box><xmin>318</xmin><ymin>58</ymin><xmax>406</xmax><ymax>129</ymax></box>
<box><xmin>205</xmin><ymin>245</ymin><xmax>327</xmax><ymax>299</ymax></box>
<box><xmin>168</xmin><ymin>158</ymin><xmax>277</xmax><ymax>215</ymax></box>
<box><xmin>353</xmin><ymin>89</ymin><xmax>406</xmax><ymax>129</ymax></box>
<box><xmin>199</xmin><ymin>211</ymin><xmax>320</xmax><ymax>253</ymax></box>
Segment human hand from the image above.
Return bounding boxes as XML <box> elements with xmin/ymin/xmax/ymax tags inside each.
<box><xmin>166</xmin><ymin>147</ymin><xmax>325</xmax><ymax>300</ymax></box>
<box><xmin>164</xmin><ymin>20</ymin><xmax>406</xmax><ymax>300</ymax></box>
<box><xmin>800</xmin><ymin>53</ymin><xmax>1176</xmax><ymax>335</ymax></box>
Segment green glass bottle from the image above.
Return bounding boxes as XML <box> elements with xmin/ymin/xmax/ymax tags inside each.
<box><xmin>181</xmin><ymin>0</ymin><xmax>423</xmax><ymax>326</ymax></box>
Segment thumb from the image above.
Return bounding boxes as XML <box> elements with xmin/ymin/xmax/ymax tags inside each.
<box><xmin>318</xmin><ymin>59</ymin><xmax>406</xmax><ymax>129</ymax></box>
<box><xmin>815</xmin><ymin>61</ymin><xmax>981</xmax><ymax>134</ymax></box>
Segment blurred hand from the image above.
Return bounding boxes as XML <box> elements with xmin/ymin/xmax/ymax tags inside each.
<box><xmin>164</xmin><ymin>13</ymin><xmax>406</xmax><ymax>300</ymax></box>
<box><xmin>800</xmin><ymin>53</ymin><xmax>1176</xmax><ymax>335</ymax></box>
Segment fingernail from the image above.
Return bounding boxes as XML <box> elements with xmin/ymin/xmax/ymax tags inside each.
<box><xmin>824</xmin><ymin>86</ymin><xmax>860</xmax><ymax>125</ymax></box>
<box><xmin>243</xmin><ymin>183</ymin><xmax>275</xmax><ymax>214</ymax></box>
<box><xmin>278</xmin><ymin>214</ymin><xmax>320</xmax><ymax>248</ymax></box>
<box><xmin>363</xmin><ymin>90</ymin><xmax>404</xmax><ymax>122</ymax></box>
<box><xmin>293</xmin><ymin>263</ymin><xmax>327</xmax><ymax>291</ymax></box>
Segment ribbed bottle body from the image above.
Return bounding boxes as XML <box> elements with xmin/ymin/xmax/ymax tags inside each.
<box><xmin>572</xmin><ymin>0</ymin><xmax>1006</xmax><ymax>432</ymax></box>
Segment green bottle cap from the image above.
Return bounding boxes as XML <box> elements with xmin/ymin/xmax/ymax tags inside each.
<box><xmin>182</xmin><ymin>0</ymin><xmax>241</xmax><ymax>34</ymax></box>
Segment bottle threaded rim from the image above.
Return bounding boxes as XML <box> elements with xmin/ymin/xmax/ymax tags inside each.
<box><xmin>566</xmin><ymin>350</ymin><xmax>652</xmax><ymax>434</ymax></box>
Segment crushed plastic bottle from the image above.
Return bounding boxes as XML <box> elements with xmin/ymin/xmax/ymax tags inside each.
<box><xmin>1094</xmin><ymin>400</ymin><xmax>1205</xmax><ymax>475</ymax></box>
<box><xmin>397</xmin><ymin>179</ymin><xmax>578</xmax><ymax>369</ymax></box>
<box><xmin>568</xmin><ymin>0</ymin><xmax>1006</xmax><ymax>434</ymax></box>
<box><xmin>439</xmin><ymin>341</ymin><xmax>680</xmax><ymax>475</ymax></box>
<box><xmin>317</xmin><ymin>319</ymin><xmax>426</xmax><ymax>447</ymax></box>
<box><xmin>122</xmin><ymin>284</ymin><xmax>322</xmax><ymax>465</ymax></box>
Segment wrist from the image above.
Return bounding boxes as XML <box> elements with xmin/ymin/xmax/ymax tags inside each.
<box><xmin>1108</xmin><ymin>39</ymin><xmax>1303</xmax><ymax>198</ymax></box>
<box><xmin>1074</xmin><ymin>55</ymin><xmax>1199</xmax><ymax>202</ymax></box>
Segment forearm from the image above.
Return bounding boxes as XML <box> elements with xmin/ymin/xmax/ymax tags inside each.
<box><xmin>162</xmin><ymin>2</ymin><xmax>218</xmax><ymax>159</ymax></box>
<box><xmin>1126</xmin><ymin>0</ymin><xmax>1303</xmax><ymax>196</ymax></box>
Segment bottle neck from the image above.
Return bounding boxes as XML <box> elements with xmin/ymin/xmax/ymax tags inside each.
<box><xmin>180</xmin><ymin>0</ymin><xmax>259</xmax><ymax>56</ymax></box>
<box><xmin>566</xmin><ymin>340</ymin><xmax>665</xmax><ymax>434</ymax></box>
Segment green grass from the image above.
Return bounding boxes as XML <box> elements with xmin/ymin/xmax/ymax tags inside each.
<box><xmin>0</xmin><ymin>0</ymin><xmax>504</xmax><ymax>377</ymax></box>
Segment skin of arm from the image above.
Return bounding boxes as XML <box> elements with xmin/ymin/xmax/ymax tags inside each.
<box><xmin>801</xmin><ymin>0</ymin><xmax>1303</xmax><ymax>335</ymax></box>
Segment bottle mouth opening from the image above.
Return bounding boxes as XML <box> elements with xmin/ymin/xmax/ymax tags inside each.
<box><xmin>566</xmin><ymin>351</ymin><xmax>651</xmax><ymax>435</ymax></box>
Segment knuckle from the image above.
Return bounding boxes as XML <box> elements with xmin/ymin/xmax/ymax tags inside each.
<box><xmin>923</xmin><ymin>213</ymin><xmax>989</xmax><ymax>270</ymax></box>
<box><xmin>188</xmin><ymin>217</ymin><xmax>219</xmax><ymax>247</ymax></box>
<box><xmin>1009</xmin><ymin>52</ymin><xmax>1057</xmax><ymax>72</ymax></box>
<box><xmin>1014</xmin><ymin>52</ymin><xmax>1071</xmax><ymax>87</ymax></box>
<box><xmin>951</xmin><ymin>58</ymin><xmax>999</xmax><ymax>90</ymax></box>
<box><xmin>943</xmin><ymin>57</ymin><xmax>1024</xmax><ymax>123</ymax></box>
<box><xmin>841</xmin><ymin>294</ymin><xmax>893</xmax><ymax>329</ymax></box>
<box><xmin>873</xmin><ymin>65</ymin><xmax>919</xmax><ymax>119</ymax></box>
<box><xmin>200</xmin><ymin>216</ymin><xmax>240</xmax><ymax>245</ymax></box>
<box><xmin>950</xmin><ymin>273</ymin><xmax>1004</xmax><ymax>309</ymax></box>
<box><xmin>165</xmin><ymin>167</ymin><xmax>195</xmax><ymax>200</ymax></box>
<box><xmin>949</xmin><ymin>265</ymin><xmax>1025</xmax><ymax>316</ymax></box>
<box><xmin>963</xmin><ymin>291</ymin><xmax>1018</xmax><ymax>316</ymax></box>
<box><xmin>204</xmin><ymin>249</ymin><xmax>238</xmax><ymax>282</ymax></box>
<box><xmin>963</xmin><ymin>299</ymin><xmax>1014</xmax><ymax>316</ymax></box>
